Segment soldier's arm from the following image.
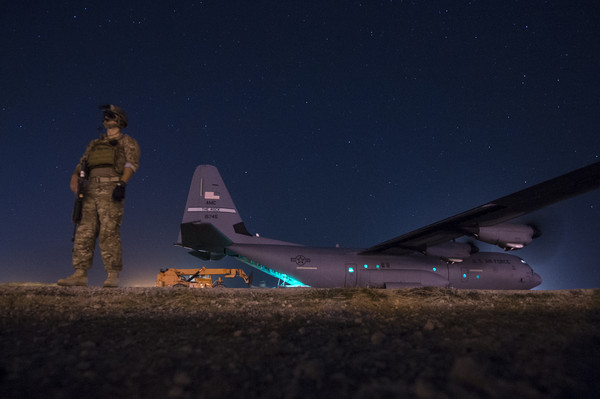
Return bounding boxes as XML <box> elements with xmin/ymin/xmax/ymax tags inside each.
<box><xmin>71</xmin><ymin>142</ymin><xmax>93</xmax><ymax>193</ymax></box>
<box><xmin>120</xmin><ymin>167</ymin><xmax>134</xmax><ymax>183</ymax></box>
<box><xmin>70</xmin><ymin>173</ymin><xmax>78</xmax><ymax>193</ymax></box>
<box><xmin>71</xmin><ymin>140</ymin><xmax>95</xmax><ymax>192</ymax></box>
<box><xmin>121</xmin><ymin>136</ymin><xmax>140</xmax><ymax>183</ymax></box>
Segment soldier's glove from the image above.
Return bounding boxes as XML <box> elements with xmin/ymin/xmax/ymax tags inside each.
<box><xmin>112</xmin><ymin>181</ymin><xmax>127</xmax><ymax>201</ymax></box>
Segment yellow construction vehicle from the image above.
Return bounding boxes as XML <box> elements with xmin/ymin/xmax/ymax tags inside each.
<box><xmin>156</xmin><ymin>267</ymin><xmax>252</xmax><ymax>288</ymax></box>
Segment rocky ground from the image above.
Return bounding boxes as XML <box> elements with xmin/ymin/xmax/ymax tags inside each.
<box><xmin>0</xmin><ymin>284</ymin><xmax>598</xmax><ymax>399</ymax></box>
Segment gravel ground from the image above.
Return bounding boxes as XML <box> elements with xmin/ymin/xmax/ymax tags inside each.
<box><xmin>0</xmin><ymin>284</ymin><xmax>598</xmax><ymax>399</ymax></box>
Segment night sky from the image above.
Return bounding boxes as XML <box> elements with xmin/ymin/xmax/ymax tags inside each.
<box><xmin>2</xmin><ymin>1</ymin><xmax>599</xmax><ymax>289</ymax></box>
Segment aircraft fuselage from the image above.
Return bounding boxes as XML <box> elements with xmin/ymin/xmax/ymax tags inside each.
<box><xmin>227</xmin><ymin>244</ymin><xmax>542</xmax><ymax>289</ymax></box>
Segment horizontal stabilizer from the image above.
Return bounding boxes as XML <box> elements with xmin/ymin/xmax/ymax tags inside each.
<box><xmin>180</xmin><ymin>222</ymin><xmax>232</xmax><ymax>252</ymax></box>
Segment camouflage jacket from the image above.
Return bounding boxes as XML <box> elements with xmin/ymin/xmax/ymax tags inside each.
<box><xmin>75</xmin><ymin>133</ymin><xmax>140</xmax><ymax>177</ymax></box>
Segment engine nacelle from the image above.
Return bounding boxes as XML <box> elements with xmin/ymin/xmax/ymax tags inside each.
<box><xmin>472</xmin><ymin>223</ymin><xmax>540</xmax><ymax>251</ymax></box>
<box><xmin>423</xmin><ymin>241</ymin><xmax>477</xmax><ymax>262</ymax></box>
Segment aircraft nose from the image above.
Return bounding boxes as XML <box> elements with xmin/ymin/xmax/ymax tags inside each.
<box><xmin>531</xmin><ymin>272</ymin><xmax>542</xmax><ymax>288</ymax></box>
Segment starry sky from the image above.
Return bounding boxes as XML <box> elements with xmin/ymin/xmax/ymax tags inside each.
<box><xmin>1</xmin><ymin>1</ymin><xmax>599</xmax><ymax>289</ymax></box>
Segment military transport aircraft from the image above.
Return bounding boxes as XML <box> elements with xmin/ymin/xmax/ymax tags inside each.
<box><xmin>176</xmin><ymin>162</ymin><xmax>600</xmax><ymax>289</ymax></box>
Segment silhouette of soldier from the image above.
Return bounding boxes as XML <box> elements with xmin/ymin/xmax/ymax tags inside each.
<box><xmin>58</xmin><ymin>104</ymin><xmax>140</xmax><ymax>287</ymax></box>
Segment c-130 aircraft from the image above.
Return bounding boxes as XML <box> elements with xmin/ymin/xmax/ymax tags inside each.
<box><xmin>176</xmin><ymin>162</ymin><xmax>600</xmax><ymax>289</ymax></box>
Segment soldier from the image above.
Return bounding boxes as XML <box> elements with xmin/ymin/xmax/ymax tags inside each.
<box><xmin>58</xmin><ymin>104</ymin><xmax>141</xmax><ymax>287</ymax></box>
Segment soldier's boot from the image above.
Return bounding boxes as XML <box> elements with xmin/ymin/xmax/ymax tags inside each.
<box><xmin>57</xmin><ymin>269</ymin><xmax>88</xmax><ymax>287</ymax></box>
<box><xmin>103</xmin><ymin>271</ymin><xmax>120</xmax><ymax>288</ymax></box>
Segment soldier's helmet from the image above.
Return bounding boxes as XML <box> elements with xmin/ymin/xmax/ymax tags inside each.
<box><xmin>100</xmin><ymin>104</ymin><xmax>128</xmax><ymax>128</ymax></box>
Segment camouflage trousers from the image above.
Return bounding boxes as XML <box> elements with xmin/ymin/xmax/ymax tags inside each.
<box><xmin>72</xmin><ymin>181</ymin><xmax>125</xmax><ymax>272</ymax></box>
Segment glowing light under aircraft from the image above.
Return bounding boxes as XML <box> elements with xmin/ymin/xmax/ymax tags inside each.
<box><xmin>236</xmin><ymin>255</ymin><xmax>308</xmax><ymax>287</ymax></box>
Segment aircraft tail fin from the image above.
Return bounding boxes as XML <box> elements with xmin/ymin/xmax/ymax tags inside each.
<box><xmin>177</xmin><ymin>165</ymin><xmax>297</xmax><ymax>259</ymax></box>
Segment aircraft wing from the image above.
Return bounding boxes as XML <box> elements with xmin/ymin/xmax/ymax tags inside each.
<box><xmin>359</xmin><ymin>161</ymin><xmax>600</xmax><ymax>255</ymax></box>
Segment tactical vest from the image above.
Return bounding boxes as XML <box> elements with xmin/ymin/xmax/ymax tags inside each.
<box><xmin>87</xmin><ymin>140</ymin><xmax>118</xmax><ymax>169</ymax></box>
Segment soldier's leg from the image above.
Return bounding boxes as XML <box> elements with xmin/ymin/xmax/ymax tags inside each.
<box><xmin>72</xmin><ymin>195</ymin><xmax>100</xmax><ymax>270</ymax></box>
<box><xmin>59</xmin><ymin>193</ymin><xmax>99</xmax><ymax>286</ymax></box>
<box><xmin>97</xmin><ymin>191</ymin><xmax>125</xmax><ymax>274</ymax></box>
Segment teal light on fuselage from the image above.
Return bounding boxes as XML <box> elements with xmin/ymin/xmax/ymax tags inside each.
<box><xmin>364</xmin><ymin>264</ymin><xmax>368</xmax><ymax>269</ymax></box>
<box><xmin>348</xmin><ymin>267</ymin><xmax>355</xmax><ymax>273</ymax></box>
<box><xmin>433</xmin><ymin>267</ymin><xmax>437</xmax><ymax>272</ymax></box>
<box><xmin>234</xmin><ymin>255</ymin><xmax>308</xmax><ymax>287</ymax></box>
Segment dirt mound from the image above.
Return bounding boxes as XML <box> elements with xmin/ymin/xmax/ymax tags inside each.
<box><xmin>1</xmin><ymin>285</ymin><xmax>598</xmax><ymax>398</ymax></box>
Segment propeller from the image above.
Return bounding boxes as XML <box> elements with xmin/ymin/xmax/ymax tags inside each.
<box><xmin>521</xmin><ymin>209</ymin><xmax>564</xmax><ymax>263</ymax></box>
<box><xmin>529</xmin><ymin>223</ymin><xmax>543</xmax><ymax>239</ymax></box>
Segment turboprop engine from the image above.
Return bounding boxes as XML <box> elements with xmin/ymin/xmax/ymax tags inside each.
<box><xmin>470</xmin><ymin>223</ymin><xmax>541</xmax><ymax>250</ymax></box>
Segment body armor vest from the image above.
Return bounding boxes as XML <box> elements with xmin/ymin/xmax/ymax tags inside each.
<box><xmin>87</xmin><ymin>141</ymin><xmax>118</xmax><ymax>169</ymax></box>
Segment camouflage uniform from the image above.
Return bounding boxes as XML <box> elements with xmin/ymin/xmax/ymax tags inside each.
<box><xmin>72</xmin><ymin>133</ymin><xmax>140</xmax><ymax>273</ymax></box>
